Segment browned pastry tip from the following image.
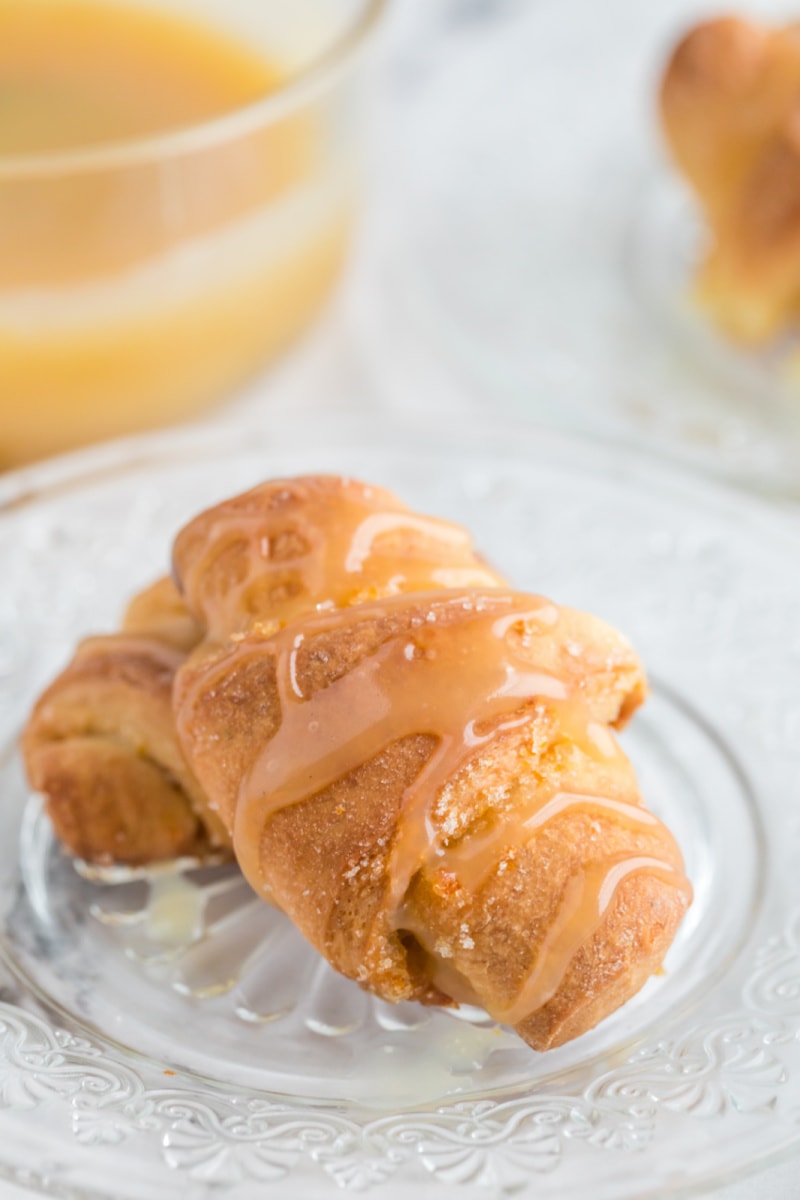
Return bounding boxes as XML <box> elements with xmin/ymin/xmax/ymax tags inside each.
<box><xmin>22</xmin><ymin>633</ymin><xmax>229</xmax><ymax>864</ymax></box>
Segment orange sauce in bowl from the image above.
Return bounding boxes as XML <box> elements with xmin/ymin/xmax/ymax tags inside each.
<box><xmin>0</xmin><ymin>0</ymin><xmax>283</xmax><ymax>156</ymax></box>
<box><xmin>0</xmin><ymin>0</ymin><xmax>353</xmax><ymax>465</ymax></box>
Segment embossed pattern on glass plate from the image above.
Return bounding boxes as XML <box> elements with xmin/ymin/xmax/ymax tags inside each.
<box><xmin>1</xmin><ymin>417</ymin><xmax>799</xmax><ymax>1198</ymax></box>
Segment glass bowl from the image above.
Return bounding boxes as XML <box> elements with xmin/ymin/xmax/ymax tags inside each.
<box><xmin>0</xmin><ymin>0</ymin><xmax>384</xmax><ymax>468</ymax></box>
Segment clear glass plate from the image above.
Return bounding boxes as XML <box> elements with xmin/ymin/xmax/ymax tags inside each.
<box><xmin>1</xmin><ymin>416</ymin><xmax>799</xmax><ymax>1198</ymax></box>
<box><xmin>355</xmin><ymin>0</ymin><xmax>800</xmax><ymax>498</ymax></box>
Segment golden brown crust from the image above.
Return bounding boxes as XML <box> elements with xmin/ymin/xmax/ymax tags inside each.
<box><xmin>661</xmin><ymin>15</ymin><xmax>800</xmax><ymax>342</ymax></box>
<box><xmin>516</xmin><ymin>873</ymin><xmax>682</xmax><ymax>1049</ymax></box>
<box><xmin>22</xmin><ymin>624</ymin><xmax>229</xmax><ymax>865</ymax></box>
<box><xmin>28</xmin><ymin>736</ymin><xmax>206</xmax><ymax>865</ymax></box>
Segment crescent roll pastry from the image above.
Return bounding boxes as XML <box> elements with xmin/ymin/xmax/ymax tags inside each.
<box><xmin>22</xmin><ymin>475</ymin><xmax>691</xmax><ymax>1049</ymax></box>
<box><xmin>23</xmin><ymin>578</ymin><xmax>229</xmax><ymax>865</ymax></box>
<box><xmin>661</xmin><ymin>16</ymin><xmax>800</xmax><ymax>343</ymax></box>
<box><xmin>170</xmin><ymin>476</ymin><xmax>690</xmax><ymax>1050</ymax></box>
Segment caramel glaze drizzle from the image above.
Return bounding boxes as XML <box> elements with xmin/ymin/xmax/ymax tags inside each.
<box><xmin>174</xmin><ymin>477</ymin><xmax>504</xmax><ymax>639</ymax></box>
<box><xmin>234</xmin><ymin>591</ymin><xmax>566</xmax><ymax>903</ymax></box>
<box><xmin>220</xmin><ymin>587</ymin><xmax>689</xmax><ymax>1026</ymax></box>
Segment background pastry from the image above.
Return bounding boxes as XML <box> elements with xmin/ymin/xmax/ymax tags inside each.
<box><xmin>661</xmin><ymin>15</ymin><xmax>800</xmax><ymax>344</ymax></box>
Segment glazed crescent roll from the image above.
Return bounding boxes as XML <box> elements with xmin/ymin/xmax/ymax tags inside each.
<box><xmin>170</xmin><ymin>476</ymin><xmax>690</xmax><ymax>1050</ymax></box>
<box><xmin>661</xmin><ymin>15</ymin><xmax>800</xmax><ymax>343</ymax></box>
<box><xmin>22</xmin><ymin>475</ymin><xmax>691</xmax><ymax>1049</ymax></box>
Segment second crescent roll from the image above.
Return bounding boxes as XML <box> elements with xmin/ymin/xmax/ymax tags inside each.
<box><xmin>22</xmin><ymin>578</ymin><xmax>228</xmax><ymax>864</ymax></box>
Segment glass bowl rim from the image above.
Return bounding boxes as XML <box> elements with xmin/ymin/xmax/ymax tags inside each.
<box><xmin>0</xmin><ymin>0</ymin><xmax>387</xmax><ymax>180</ymax></box>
